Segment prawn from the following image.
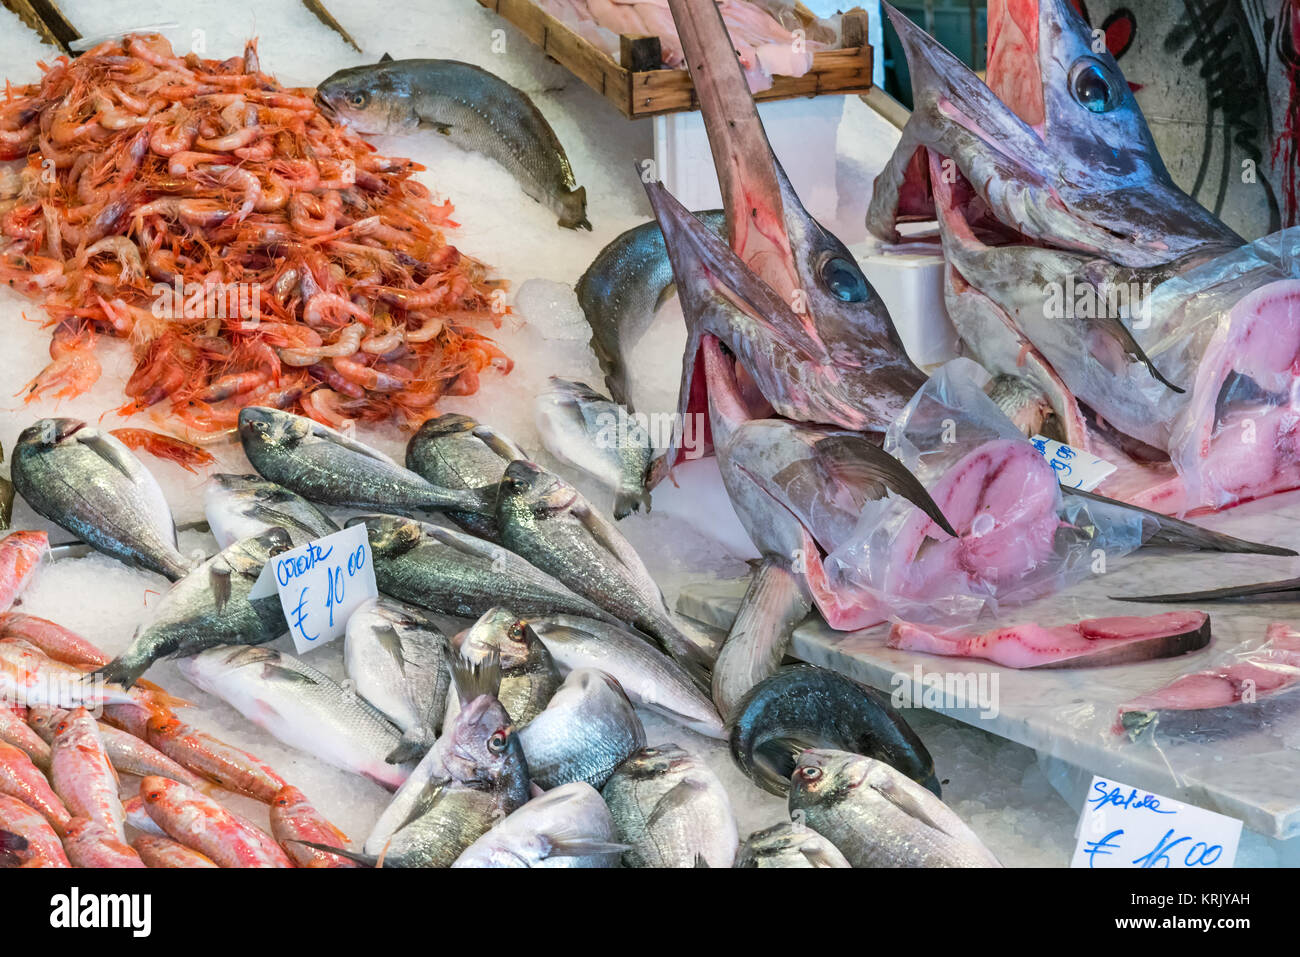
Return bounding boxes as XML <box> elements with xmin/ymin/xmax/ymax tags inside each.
<box><xmin>108</xmin><ymin>429</ymin><xmax>215</xmax><ymax>473</ymax></box>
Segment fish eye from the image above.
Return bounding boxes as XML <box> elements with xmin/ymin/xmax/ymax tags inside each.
<box><xmin>818</xmin><ymin>255</ymin><xmax>869</xmax><ymax>303</ymax></box>
<box><xmin>350</xmin><ymin>92</ymin><xmax>368</xmax><ymax>108</ymax></box>
<box><xmin>1069</xmin><ymin>57</ymin><xmax>1121</xmax><ymax>114</ymax></box>
<box><xmin>487</xmin><ymin>730</ymin><xmax>509</xmax><ymax>753</ymax></box>
<box><xmin>798</xmin><ymin>765</ymin><xmax>822</xmax><ymax>782</ymax></box>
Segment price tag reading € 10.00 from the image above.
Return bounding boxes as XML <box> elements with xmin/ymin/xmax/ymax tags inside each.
<box><xmin>1071</xmin><ymin>775</ymin><xmax>1242</xmax><ymax>869</ymax></box>
<box><xmin>249</xmin><ymin>524</ymin><xmax>378</xmax><ymax>654</ymax></box>
<box><xmin>1029</xmin><ymin>435</ymin><xmax>1117</xmax><ymax>491</ymax></box>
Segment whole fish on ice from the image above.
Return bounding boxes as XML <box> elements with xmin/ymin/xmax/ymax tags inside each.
<box><xmin>519</xmin><ymin>668</ymin><xmax>645</xmax><ymax>790</ymax></box>
<box><xmin>205</xmin><ymin>473</ymin><xmax>338</xmax><ymax>548</ymax></box>
<box><xmin>734</xmin><ymin>820</ymin><xmax>850</xmax><ymax>868</ymax></box>
<box><xmin>405</xmin><ymin>413</ymin><xmax>525</xmax><ymax>541</ymax></box>
<box><xmin>452</xmin><ymin>782</ymin><xmax>624</xmax><ymax>868</ymax></box>
<box><xmin>447</xmin><ymin>607</ymin><xmax>560</xmax><ymax>728</ymax></box>
<box><xmin>0</xmin><ymin>531</ymin><xmax>47</xmax><ymax>615</ymax></box>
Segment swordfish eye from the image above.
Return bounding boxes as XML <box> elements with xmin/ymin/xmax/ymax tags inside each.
<box><xmin>1068</xmin><ymin>57</ymin><xmax>1121</xmax><ymax>114</ymax></box>
<box><xmin>818</xmin><ymin>254</ymin><xmax>870</xmax><ymax>303</ymax></box>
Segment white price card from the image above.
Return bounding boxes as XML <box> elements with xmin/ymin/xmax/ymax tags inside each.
<box><xmin>1071</xmin><ymin>775</ymin><xmax>1241</xmax><ymax>868</ymax></box>
<box><xmin>1029</xmin><ymin>434</ymin><xmax>1117</xmax><ymax>491</ymax></box>
<box><xmin>249</xmin><ymin>524</ymin><xmax>378</xmax><ymax>654</ymax></box>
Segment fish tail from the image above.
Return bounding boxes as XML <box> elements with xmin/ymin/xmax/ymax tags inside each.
<box><xmin>94</xmin><ymin>654</ymin><xmax>149</xmax><ymax>691</ymax></box>
<box><xmin>557</xmin><ymin>186</ymin><xmax>590</xmax><ymax>231</ymax></box>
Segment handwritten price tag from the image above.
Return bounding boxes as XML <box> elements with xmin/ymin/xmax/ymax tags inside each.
<box><xmin>1071</xmin><ymin>775</ymin><xmax>1241</xmax><ymax>868</ymax></box>
<box><xmin>1029</xmin><ymin>434</ymin><xmax>1117</xmax><ymax>491</ymax></box>
<box><xmin>249</xmin><ymin>524</ymin><xmax>377</xmax><ymax>654</ymax></box>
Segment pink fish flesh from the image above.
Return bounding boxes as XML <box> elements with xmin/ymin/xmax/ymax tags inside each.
<box><xmin>889</xmin><ymin>610</ymin><xmax>1211</xmax><ymax>669</ymax></box>
<box><xmin>1115</xmin><ymin>623</ymin><xmax>1300</xmax><ymax>733</ymax></box>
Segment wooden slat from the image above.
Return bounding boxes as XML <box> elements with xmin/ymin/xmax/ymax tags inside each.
<box><xmin>477</xmin><ymin>0</ymin><xmax>873</xmax><ymax>118</ymax></box>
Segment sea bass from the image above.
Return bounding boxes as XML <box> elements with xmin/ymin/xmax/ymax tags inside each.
<box><xmin>602</xmin><ymin>743</ymin><xmax>738</xmax><ymax>868</ymax></box>
<box><xmin>315</xmin><ymin>58</ymin><xmax>590</xmax><ymax>229</ymax></box>
<box><xmin>239</xmin><ymin>407</ymin><xmax>491</xmax><ymax>517</ymax></box>
<box><xmin>518</xmin><ymin>668</ymin><xmax>645</xmax><ymax>790</ymax></box>
<box><xmin>344</xmin><ymin>596</ymin><xmax>451</xmax><ymax>762</ymax></box>
<box><xmin>405</xmin><ymin>413</ymin><xmax>525</xmax><ymax>541</ymax></box>
<box><xmin>97</xmin><ymin>529</ymin><xmax>291</xmax><ymax>689</ymax></box>
<box><xmin>205</xmin><ymin>473</ymin><xmax>339</xmax><ymax>548</ymax></box>
<box><xmin>790</xmin><ymin>750</ymin><xmax>1000</xmax><ymax>868</ymax></box>
<box><xmin>179</xmin><ymin>645</ymin><xmax>412</xmax><ymax>791</ymax></box>
<box><xmin>11</xmin><ymin>420</ymin><xmax>190</xmax><ymax>580</ymax></box>
<box><xmin>535</xmin><ymin>377</ymin><xmax>653</xmax><ymax>519</ymax></box>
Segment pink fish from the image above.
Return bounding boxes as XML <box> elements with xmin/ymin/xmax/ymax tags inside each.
<box><xmin>0</xmin><ymin>531</ymin><xmax>47</xmax><ymax>615</ymax></box>
<box><xmin>49</xmin><ymin>708</ymin><xmax>125</xmax><ymax>841</ymax></box>
<box><xmin>270</xmin><ymin>786</ymin><xmax>361</xmax><ymax>868</ymax></box>
<box><xmin>0</xmin><ymin>613</ymin><xmax>111</xmax><ymax>667</ymax></box>
<box><xmin>140</xmin><ymin>776</ymin><xmax>292</xmax><ymax>868</ymax></box>
<box><xmin>0</xmin><ymin>793</ymin><xmax>69</xmax><ymax>867</ymax></box>
<box><xmin>62</xmin><ymin>817</ymin><xmax>146</xmax><ymax>868</ymax></box>
<box><xmin>132</xmin><ymin>833</ymin><xmax>218</xmax><ymax>868</ymax></box>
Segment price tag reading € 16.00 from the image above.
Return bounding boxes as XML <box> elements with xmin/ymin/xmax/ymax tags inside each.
<box><xmin>1029</xmin><ymin>435</ymin><xmax>1117</xmax><ymax>491</ymax></box>
<box><xmin>1071</xmin><ymin>775</ymin><xmax>1242</xmax><ymax>869</ymax></box>
<box><xmin>249</xmin><ymin>524</ymin><xmax>378</xmax><ymax>654</ymax></box>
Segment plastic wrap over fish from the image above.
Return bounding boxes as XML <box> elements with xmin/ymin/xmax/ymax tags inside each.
<box><xmin>819</xmin><ymin>360</ymin><xmax>1146</xmax><ymax>628</ymax></box>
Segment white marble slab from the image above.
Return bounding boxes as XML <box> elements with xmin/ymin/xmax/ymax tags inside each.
<box><xmin>678</xmin><ymin>487</ymin><xmax>1300</xmax><ymax>840</ymax></box>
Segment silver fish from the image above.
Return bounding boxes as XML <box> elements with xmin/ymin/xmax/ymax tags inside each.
<box><xmin>734</xmin><ymin>821</ymin><xmax>850</xmax><ymax>868</ymax></box>
<box><xmin>205</xmin><ymin>473</ymin><xmax>338</xmax><ymax>549</ymax></box>
<box><xmin>11</xmin><ymin>419</ymin><xmax>189</xmax><ymax>579</ymax></box>
<box><xmin>178</xmin><ymin>645</ymin><xmax>412</xmax><ymax>791</ymax></box>
<box><xmin>344</xmin><ymin>596</ymin><xmax>451</xmax><ymax>763</ymax></box>
<box><xmin>404</xmin><ymin>413</ymin><xmax>525</xmax><ymax>541</ymax></box>
<box><xmin>451</xmin><ymin>782</ymin><xmax>624</xmax><ymax>868</ymax></box>
<box><xmin>575</xmin><ymin>211</ymin><xmax>725</xmax><ymax>409</ymax></box>
<box><xmin>535</xmin><ymin>377</ymin><xmax>653</xmax><ymax>519</ymax></box>
<box><xmin>518</xmin><ymin>669</ymin><xmax>645</xmax><ymax>790</ymax></box>
<box><xmin>355</xmin><ymin>515</ymin><xmax>617</xmax><ymax>623</ymax></box>
<box><xmin>96</xmin><ymin>529</ymin><xmax>291</xmax><ymax>689</ymax></box>
<box><xmin>789</xmin><ymin>749</ymin><xmax>1000</xmax><ymax>868</ymax></box>
<box><xmin>528</xmin><ymin>614</ymin><xmax>724</xmax><ymax>739</ymax></box>
<box><xmin>238</xmin><ymin>407</ymin><xmax>490</xmax><ymax>517</ymax></box>
<box><xmin>601</xmin><ymin>743</ymin><xmax>738</xmax><ymax>868</ymax></box>
<box><xmin>315</xmin><ymin>58</ymin><xmax>590</xmax><ymax>230</ymax></box>
<box><xmin>447</xmin><ymin>608</ymin><xmax>560</xmax><ymax>728</ymax></box>
<box><xmin>496</xmin><ymin>461</ymin><xmax>718</xmax><ymax>685</ymax></box>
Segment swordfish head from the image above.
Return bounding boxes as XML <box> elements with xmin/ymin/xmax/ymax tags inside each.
<box><xmin>661</xmin><ymin>0</ymin><xmax>927</xmax><ymax>437</ymax></box>
<box><xmin>868</xmin><ymin>0</ymin><xmax>1243</xmax><ymax>269</ymax></box>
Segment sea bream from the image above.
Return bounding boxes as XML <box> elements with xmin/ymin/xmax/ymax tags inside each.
<box><xmin>518</xmin><ymin>668</ymin><xmax>645</xmax><ymax>790</ymax></box>
<box><xmin>451</xmin><ymin>782</ymin><xmax>624</xmax><ymax>868</ymax></box>
<box><xmin>867</xmin><ymin>0</ymin><xmax>1300</xmax><ymax>514</ymax></box>
<box><xmin>11</xmin><ymin>420</ymin><xmax>190</xmax><ymax>580</ymax></box>
<box><xmin>734</xmin><ymin>820</ymin><xmax>850</xmax><ymax>868</ymax></box>
<box><xmin>315</xmin><ymin>57</ymin><xmax>590</xmax><ymax>229</ymax></box>
<box><xmin>204</xmin><ymin>473</ymin><xmax>338</xmax><ymax>548</ymax></box>
<box><xmin>405</xmin><ymin>413</ymin><xmax>526</xmax><ymax>541</ymax></box>
<box><xmin>447</xmin><ymin>608</ymin><xmax>560</xmax><ymax>728</ymax></box>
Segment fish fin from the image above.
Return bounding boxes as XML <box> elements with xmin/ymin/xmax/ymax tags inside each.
<box><xmin>247</xmin><ymin>503</ymin><xmax>338</xmax><ymax>540</ymax></box>
<box><xmin>75</xmin><ymin>428</ymin><xmax>141</xmax><ymax>481</ymax></box>
<box><xmin>402</xmin><ymin>780</ymin><xmax>450</xmax><ymax>830</ymax></box>
<box><xmin>693</xmin><ymin>852</ymin><xmax>710</xmax><ymax>868</ymax></box>
<box><xmin>451</xmin><ymin>648</ymin><xmax>501</xmax><ymax>704</ymax></box>
<box><xmin>1065</xmin><ymin>488</ymin><xmax>1295</xmax><ymax>556</ymax></box>
<box><xmin>384</xmin><ymin>730</ymin><xmax>433</xmax><ymax>765</ymax></box>
<box><xmin>645</xmin><ymin>777</ymin><xmax>709</xmax><ymax>831</ymax></box>
<box><xmin>813</xmin><ymin>435</ymin><xmax>956</xmax><ymax>538</ymax></box>
<box><xmin>288</xmin><ymin>840</ymin><xmax>377</xmax><ymax>867</ymax></box>
<box><xmin>558</xmin><ymin>186</ymin><xmax>591</xmax><ymax>231</ymax></box>
<box><xmin>94</xmin><ymin>656</ymin><xmax>147</xmax><ymax>691</ymax></box>
<box><xmin>209</xmin><ymin>565</ymin><xmax>232</xmax><ymax>615</ymax></box>
<box><xmin>469</xmin><ymin>425</ymin><xmax>526</xmax><ymax>463</ymax></box>
<box><xmin>1111</xmin><ymin>577</ymin><xmax>1300</xmax><ymax>603</ymax></box>
<box><xmin>135</xmin><ymin>679</ymin><xmax>192</xmax><ymax>710</ymax></box>
<box><xmin>798</xmin><ymin>842</ymin><xmax>844</xmax><ymax>868</ymax></box>
<box><xmin>373</xmin><ymin>623</ymin><xmax>407</xmax><ymax>676</ymax></box>
<box><xmin>569</xmin><ymin>499</ymin><xmax>640</xmax><ymax>571</ymax></box>
<box><xmin>379</xmin><ymin>52</ymin><xmax>393</xmax><ymax>62</ymax></box>
<box><xmin>542</xmin><ymin>837</ymin><xmax>629</xmax><ymax>861</ymax></box>
<box><xmin>1094</xmin><ymin>315</ymin><xmax>1184</xmax><ymax>394</ymax></box>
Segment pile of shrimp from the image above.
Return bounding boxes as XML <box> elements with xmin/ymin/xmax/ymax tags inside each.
<box><xmin>0</xmin><ymin>33</ymin><xmax>511</xmax><ymax>445</ymax></box>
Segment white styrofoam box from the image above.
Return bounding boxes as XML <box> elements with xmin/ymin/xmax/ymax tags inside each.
<box><xmin>653</xmin><ymin>95</ymin><xmax>846</xmax><ymax>223</ymax></box>
<box><xmin>853</xmin><ymin>237</ymin><xmax>961</xmax><ymax>369</ymax></box>
<box><xmin>649</xmin><ymin>456</ymin><xmax>759</xmax><ymax>560</ymax></box>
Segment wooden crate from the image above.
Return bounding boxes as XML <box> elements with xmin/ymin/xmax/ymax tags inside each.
<box><xmin>475</xmin><ymin>0</ymin><xmax>873</xmax><ymax>118</ymax></box>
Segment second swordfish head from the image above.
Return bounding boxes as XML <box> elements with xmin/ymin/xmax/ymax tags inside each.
<box><xmin>868</xmin><ymin>0</ymin><xmax>1243</xmax><ymax>269</ymax></box>
<box><xmin>653</xmin><ymin>0</ymin><xmax>927</xmax><ymax>459</ymax></box>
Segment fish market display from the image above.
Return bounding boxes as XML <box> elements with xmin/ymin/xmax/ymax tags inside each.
<box><xmin>358</xmin><ymin>515</ymin><xmax>616</xmax><ymax>623</ymax></box>
<box><xmin>451</xmin><ymin>781</ymin><xmax>623</xmax><ymax>868</ymax></box>
<box><xmin>497</xmin><ymin>460</ymin><xmax>717</xmax><ymax>683</ymax></box>
<box><xmin>529</xmin><ymin>614</ymin><xmax>724</xmax><ymax>738</ymax></box>
<box><xmin>867</xmin><ymin>0</ymin><xmax>1300</xmax><ymax>514</ymax></box>
<box><xmin>205</xmin><ymin>473</ymin><xmax>339</xmax><ymax>549</ymax></box>
<box><xmin>1116</xmin><ymin>623</ymin><xmax>1300</xmax><ymax>734</ymax></box>
<box><xmin>575</xmin><ymin>210</ymin><xmax>725</xmax><ymax>408</ymax></box>
<box><xmin>270</xmin><ymin>785</ymin><xmax>360</xmax><ymax>868</ymax></box>
<box><xmin>0</xmin><ymin>531</ymin><xmax>47</xmax><ymax>614</ymax></box>
<box><xmin>345</xmin><ymin>597</ymin><xmax>451</xmax><ymax>762</ymax></box>
<box><xmin>28</xmin><ymin>707</ymin><xmax>204</xmax><ymax>788</ymax></box>
<box><xmin>448</xmin><ymin>608</ymin><xmax>560</xmax><ymax>728</ymax></box>
<box><xmin>602</xmin><ymin>743</ymin><xmax>738</xmax><ymax>867</ymax></box>
<box><xmin>889</xmin><ymin>610</ymin><xmax>1212</xmax><ymax>669</ymax></box>
<box><xmin>405</xmin><ymin>413</ymin><xmax>525</xmax><ymax>540</ymax></box>
<box><xmin>535</xmin><ymin>377</ymin><xmax>653</xmax><ymax>518</ymax></box>
<box><xmin>178</xmin><ymin>645</ymin><xmax>412</xmax><ymax>790</ymax></box>
<box><xmin>730</xmin><ymin>666</ymin><xmax>940</xmax><ymax>796</ymax></box>
<box><xmin>316</xmin><ymin>57</ymin><xmax>590</xmax><ymax>230</ymax></box>
<box><xmin>518</xmin><ymin>668</ymin><xmax>646</xmax><ymax>789</ymax></box>
<box><xmin>140</xmin><ymin>776</ymin><xmax>292</xmax><ymax>868</ymax></box>
<box><xmin>97</xmin><ymin>529</ymin><xmax>292</xmax><ymax>689</ymax></box>
<box><xmin>12</xmin><ymin>421</ymin><xmax>188</xmax><ymax>580</ymax></box>
<box><xmin>239</xmin><ymin>407</ymin><xmax>492</xmax><ymax>516</ymax></box>
<box><xmin>734</xmin><ymin>820</ymin><xmax>850</xmax><ymax>868</ymax></box>
<box><xmin>789</xmin><ymin>750</ymin><xmax>999</xmax><ymax>868</ymax></box>
<box><xmin>0</xmin><ymin>34</ymin><xmax>508</xmax><ymax>433</ymax></box>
